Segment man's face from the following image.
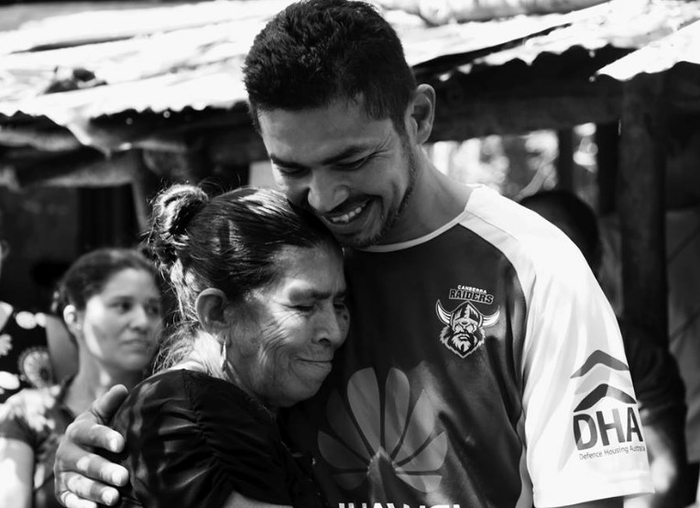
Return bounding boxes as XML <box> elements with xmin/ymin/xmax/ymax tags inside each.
<box><xmin>258</xmin><ymin>99</ymin><xmax>417</xmax><ymax>248</ymax></box>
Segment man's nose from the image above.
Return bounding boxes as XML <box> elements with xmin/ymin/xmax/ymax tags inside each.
<box><xmin>307</xmin><ymin>171</ymin><xmax>350</xmax><ymax>213</ymax></box>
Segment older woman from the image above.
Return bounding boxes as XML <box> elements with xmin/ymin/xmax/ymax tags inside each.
<box><xmin>100</xmin><ymin>184</ymin><xmax>349</xmax><ymax>508</ymax></box>
<box><xmin>0</xmin><ymin>248</ymin><xmax>162</xmax><ymax>508</ymax></box>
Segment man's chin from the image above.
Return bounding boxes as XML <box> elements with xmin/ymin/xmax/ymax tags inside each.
<box><xmin>333</xmin><ymin>229</ymin><xmax>384</xmax><ymax>249</ymax></box>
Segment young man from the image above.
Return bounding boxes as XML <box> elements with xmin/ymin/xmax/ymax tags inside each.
<box><xmin>54</xmin><ymin>1</ymin><xmax>652</xmax><ymax>507</ymax></box>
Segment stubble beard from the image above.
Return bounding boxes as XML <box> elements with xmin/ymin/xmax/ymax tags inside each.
<box><xmin>344</xmin><ymin>143</ymin><xmax>418</xmax><ymax>249</ymax></box>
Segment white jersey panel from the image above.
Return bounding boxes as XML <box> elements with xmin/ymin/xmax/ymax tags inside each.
<box><xmin>464</xmin><ymin>186</ymin><xmax>652</xmax><ymax>506</ymax></box>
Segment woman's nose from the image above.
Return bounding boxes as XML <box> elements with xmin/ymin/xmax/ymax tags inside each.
<box><xmin>315</xmin><ymin>305</ymin><xmax>349</xmax><ymax>347</ymax></box>
<box><xmin>130</xmin><ymin>305</ymin><xmax>152</xmax><ymax>330</ymax></box>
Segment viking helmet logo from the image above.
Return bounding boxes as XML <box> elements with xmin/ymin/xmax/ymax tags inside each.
<box><xmin>435</xmin><ymin>300</ymin><xmax>499</xmax><ymax>358</ymax></box>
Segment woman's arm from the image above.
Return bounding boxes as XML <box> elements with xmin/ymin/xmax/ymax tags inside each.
<box><xmin>223</xmin><ymin>491</ymin><xmax>291</xmax><ymax>508</ymax></box>
<box><xmin>0</xmin><ymin>437</ymin><xmax>34</xmax><ymax>508</ymax></box>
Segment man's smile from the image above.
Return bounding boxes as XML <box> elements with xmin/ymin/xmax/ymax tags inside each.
<box><xmin>325</xmin><ymin>201</ymin><xmax>368</xmax><ymax>225</ymax></box>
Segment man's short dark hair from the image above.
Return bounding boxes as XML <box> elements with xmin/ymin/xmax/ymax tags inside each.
<box><xmin>243</xmin><ymin>0</ymin><xmax>417</xmax><ymax>134</ymax></box>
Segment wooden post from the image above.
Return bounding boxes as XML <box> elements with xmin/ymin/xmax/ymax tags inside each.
<box><xmin>618</xmin><ymin>74</ymin><xmax>668</xmax><ymax>345</ymax></box>
<box><xmin>594</xmin><ymin>122</ymin><xmax>619</xmax><ymax>215</ymax></box>
<box><xmin>556</xmin><ymin>128</ymin><xmax>574</xmax><ymax>191</ymax></box>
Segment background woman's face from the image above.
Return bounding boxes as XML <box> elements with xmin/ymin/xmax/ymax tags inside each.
<box><xmin>227</xmin><ymin>244</ymin><xmax>349</xmax><ymax>408</ymax></box>
<box><xmin>78</xmin><ymin>268</ymin><xmax>162</xmax><ymax>372</ymax></box>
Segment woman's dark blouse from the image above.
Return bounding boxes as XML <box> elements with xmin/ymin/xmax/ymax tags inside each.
<box><xmin>105</xmin><ymin>369</ymin><xmax>325</xmax><ymax>508</ymax></box>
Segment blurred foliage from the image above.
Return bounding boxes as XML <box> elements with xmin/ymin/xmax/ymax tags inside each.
<box><xmin>426</xmin><ymin>125</ymin><xmax>600</xmax><ymax>208</ymax></box>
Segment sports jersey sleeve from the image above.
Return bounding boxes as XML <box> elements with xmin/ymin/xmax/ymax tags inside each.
<box><xmin>520</xmin><ymin>232</ymin><xmax>653</xmax><ymax>506</ymax></box>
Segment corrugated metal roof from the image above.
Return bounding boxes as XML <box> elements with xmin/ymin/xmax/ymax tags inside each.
<box><xmin>0</xmin><ymin>0</ymin><xmax>698</xmax><ymax>151</ymax></box>
<box><xmin>465</xmin><ymin>0</ymin><xmax>700</xmax><ymax>68</ymax></box>
<box><xmin>597</xmin><ymin>17</ymin><xmax>700</xmax><ymax>80</ymax></box>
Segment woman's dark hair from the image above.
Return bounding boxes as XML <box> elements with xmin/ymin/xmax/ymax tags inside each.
<box><xmin>146</xmin><ymin>184</ymin><xmax>341</xmax><ymax>369</ymax></box>
<box><xmin>51</xmin><ymin>248</ymin><xmax>157</xmax><ymax>316</ymax></box>
<box><xmin>243</xmin><ymin>0</ymin><xmax>417</xmax><ymax>135</ymax></box>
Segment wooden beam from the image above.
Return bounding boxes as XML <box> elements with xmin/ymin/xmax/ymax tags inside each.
<box><xmin>206</xmin><ymin>126</ymin><xmax>268</xmax><ymax>167</ymax></box>
<box><xmin>556</xmin><ymin>128</ymin><xmax>574</xmax><ymax>191</ymax></box>
<box><xmin>430</xmin><ymin>78</ymin><xmax>622</xmax><ymax>140</ymax></box>
<box><xmin>13</xmin><ymin>149</ymin><xmax>140</xmax><ymax>188</ymax></box>
<box><xmin>0</xmin><ymin>125</ymin><xmax>82</xmax><ymax>152</ymax></box>
<box><xmin>594</xmin><ymin>122</ymin><xmax>619</xmax><ymax>215</ymax></box>
<box><xmin>618</xmin><ymin>74</ymin><xmax>668</xmax><ymax>345</ymax></box>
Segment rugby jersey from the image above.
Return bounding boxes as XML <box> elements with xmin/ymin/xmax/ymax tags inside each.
<box><xmin>283</xmin><ymin>185</ymin><xmax>652</xmax><ymax>508</ymax></box>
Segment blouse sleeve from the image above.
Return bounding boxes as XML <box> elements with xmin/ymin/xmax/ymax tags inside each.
<box><xmin>0</xmin><ymin>390</ymin><xmax>39</xmax><ymax>446</ymax></box>
<box><xmin>110</xmin><ymin>371</ymin><xmax>296</xmax><ymax>508</ymax></box>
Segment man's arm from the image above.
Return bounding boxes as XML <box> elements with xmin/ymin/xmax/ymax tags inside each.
<box><xmin>54</xmin><ymin>385</ymin><xmax>130</xmax><ymax>508</ymax></box>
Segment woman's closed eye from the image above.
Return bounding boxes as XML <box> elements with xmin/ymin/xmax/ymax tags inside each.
<box><xmin>292</xmin><ymin>303</ymin><xmax>315</xmax><ymax>312</ymax></box>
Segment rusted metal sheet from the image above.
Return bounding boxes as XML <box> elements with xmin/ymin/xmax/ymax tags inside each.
<box><xmin>374</xmin><ymin>0</ymin><xmax>610</xmax><ymax>23</ymax></box>
<box><xmin>598</xmin><ymin>18</ymin><xmax>700</xmax><ymax>81</ymax></box>
<box><xmin>0</xmin><ymin>1</ymin><xmax>293</xmax><ymax>54</ymax></box>
<box><xmin>0</xmin><ymin>0</ymin><xmax>698</xmax><ymax>152</ymax></box>
<box><xmin>467</xmin><ymin>0</ymin><xmax>700</xmax><ymax>69</ymax></box>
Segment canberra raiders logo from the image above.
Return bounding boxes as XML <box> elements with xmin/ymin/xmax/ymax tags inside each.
<box><xmin>435</xmin><ymin>285</ymin><xmax>499</xmax><ymax>358</ymax></box>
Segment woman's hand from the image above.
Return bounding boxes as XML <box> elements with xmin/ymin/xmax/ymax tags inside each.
<box><xmin>54</xmin><ymin>385</ymin><xmax>130</xmax><ymax>507</ymax></box>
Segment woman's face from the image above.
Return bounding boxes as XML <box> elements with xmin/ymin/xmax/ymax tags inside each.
<box><xmin>77</xmin><ymin>268</ymin><xmax>162</xmax><ymax>372</ymax></box>
<box><xmin>227</xmin><ymin>244</ymin><xmax>349</xmax><ymax>408</ymax></box>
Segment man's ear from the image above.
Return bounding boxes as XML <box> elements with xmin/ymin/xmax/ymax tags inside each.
<box><xmin>407</xmin><ymin>84</ymin><xmax>436</xmax><ymax>145</ymax></box>
<box><xmin>195</xmin><ymin>288</ymin><xmax>229</xmax><ymax>337</ymax></box>
<box><xmin>62</xmin><ymin>305</ymin><xmax>81</xmax><ymax>338</ymax></box>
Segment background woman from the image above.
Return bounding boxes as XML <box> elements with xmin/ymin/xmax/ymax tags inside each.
<box><xmin>102</xmin><ymin>184</ymin><xmax>349</xmax><ymax>507</ymax></box>
<box><xmin>0</xmin><ymin>248</ymin><xmax>162</xmax><ymax>508</ymax></box>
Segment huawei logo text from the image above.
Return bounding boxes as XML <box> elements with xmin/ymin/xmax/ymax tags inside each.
<box><xmin>319</xmin><ymin>368</ymin><xmax>448</xmax><ymax>497</ymax></box>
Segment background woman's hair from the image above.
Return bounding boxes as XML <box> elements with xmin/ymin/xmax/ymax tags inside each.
<box><xmin>51</xmin><ymin>247</ymin><xmax>158</xmax><ymax>317</ymax></box>
<box><xmin>146</xmin><ymin>184</ymin><xmax>340</xmax><ymax>371</ymax></box>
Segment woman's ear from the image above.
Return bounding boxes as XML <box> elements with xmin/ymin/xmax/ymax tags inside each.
<box><xmin>407</xmin><ymin>84</ymin><xmax>436</xmax><ymax>145</ymax></box>
<box><xmin>62</xmin><ymin>305</ymin><xmax>81</xmax><ymax>338</ymax></box>
<box><xmin>195</xmin><ymin>289</ymin><xmax>229</xmax><ymax>338</ymax></box>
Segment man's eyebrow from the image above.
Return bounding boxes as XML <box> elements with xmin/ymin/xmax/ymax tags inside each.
<box><xmin>270</xmin><ymin>145</ymin><xmax>370</xmax><ymax>170</ymax></box>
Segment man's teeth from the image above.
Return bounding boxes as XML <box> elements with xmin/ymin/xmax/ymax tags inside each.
<box><xmin>328</xmin><ymin>204</ymin><xmax>364</xmax><ymax>224</ymax></box>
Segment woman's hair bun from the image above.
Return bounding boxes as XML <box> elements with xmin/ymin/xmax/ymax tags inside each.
<box><xmin>148</xmin><ymin>184</ymin><xmax>208</xmax><ymax>268</ymax></box>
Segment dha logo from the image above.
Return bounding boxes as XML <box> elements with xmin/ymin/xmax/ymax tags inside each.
<box><xmin>319</xmin><ymin>368</ymin><xmax>447</xmax><ymax>496</ymax></box>
<box><xmin>435</xmin><ymin>285</ymin><xmax>499</xmax><ymax>358</ymax></box>
<box><xmin>571</xmin><ymin>350</ymin><xmax>643</xmax><ymax>451</ymax></box>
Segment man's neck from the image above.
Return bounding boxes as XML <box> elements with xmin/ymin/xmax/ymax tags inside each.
<box><xmin>379</xmin><ymin>157</ymin><xmax>472</xmax><ymax>245</ymax></box>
